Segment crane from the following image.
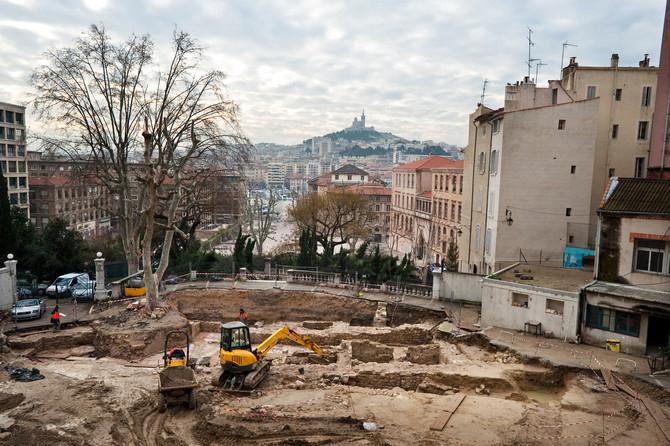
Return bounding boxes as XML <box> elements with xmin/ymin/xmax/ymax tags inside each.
<box><xmin>212</xmin><ymin>321</ymin><xmax>325</xmax><ymax>392</ymax></box>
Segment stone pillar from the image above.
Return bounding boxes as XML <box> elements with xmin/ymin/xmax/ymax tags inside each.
<box><xmin>431</xmin><ymin>270</ymin><xmax>442</xmax><ymax>301</ymax></box>
<box><xmin>5</xmin><ymin>254</ymin><xmax>17</xmax><ymax>305</ymax></box>
<box><xmin>190</xmin><ymin>270</ymin><xmax>197</xmax><ymax>281</ymax></box>
<box><xmin>94</xmin><ymin>252</ymin><xmax>108</xmax><ymax>301</ymax></box>
<box><xmin>264</xmin><ymin>258</ymin><xmax>271</xmax><ymax>276</ymax></box>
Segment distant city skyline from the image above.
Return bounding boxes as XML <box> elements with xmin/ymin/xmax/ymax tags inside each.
<box><xmin>0</xmin><ymin>0</ymin><xmax>665</xmax><ymax>146</ymax></box>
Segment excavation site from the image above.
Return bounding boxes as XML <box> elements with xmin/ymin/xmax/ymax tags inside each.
<box><xmin>0</xmin><ymin>288</ymin><xmax>668</xmax><ymax>445</ymax></box>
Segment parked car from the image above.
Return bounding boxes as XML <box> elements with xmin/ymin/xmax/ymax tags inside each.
<box><xmin>11</xmin><ymin>298</ymin><xmax>47</xmax><ymax>321</ymax></box>
<box><xmin>46</xmin><ymin>273</ymin><xmax>91</xmax><ymax>298</ymax></box>
<box><xmin>16</xmin><ymin>279</ymin><xmax>33</xmax><ymax>298</ymax></box>
<box><xmin>71</xmin><ymin>281</ymin><xmax>97</xmax><ymax>302</ymax></box>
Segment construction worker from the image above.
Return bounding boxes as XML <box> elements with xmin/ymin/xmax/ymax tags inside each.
<box><xmin>50</xmin><ymin>306</ymin><xmax>61</xmax><ymax>330</ymax></box>
<box><xmin>238</xmin><ymin>308</ymin><xmax>249</xmax><ymax>324</ymax></box>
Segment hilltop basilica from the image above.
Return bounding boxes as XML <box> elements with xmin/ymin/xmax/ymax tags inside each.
<box><xmin>345</xmin><ymin>109</ymin><xmax>374</xmax><ymax>132</ymax></box>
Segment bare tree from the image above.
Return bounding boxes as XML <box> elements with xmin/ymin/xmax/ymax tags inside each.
<box><xmin>246</xmin><ymin>189</ymin><xmax>277</xmax><ymax>255</ymax></box>
<box><xmin>289</xmin><ymin>191</ymin><xmax>372</xmax><ymax>258</ymax></box>
<box><xmin>32</xmin><ymin>26</ymin><xmax>250</xmax><ymax>309</ymax></box>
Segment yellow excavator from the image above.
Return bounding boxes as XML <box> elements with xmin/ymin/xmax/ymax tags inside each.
<box><xmin>212</xmin><ymin>321</ymin><xmax>324</xmax><ymax>392</ymax></box>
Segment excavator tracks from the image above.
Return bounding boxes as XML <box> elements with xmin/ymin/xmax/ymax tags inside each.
<box><xmin>212</xmin><ymin>361</ymin><xmax>271</xmax><ymax>395</ymax></box>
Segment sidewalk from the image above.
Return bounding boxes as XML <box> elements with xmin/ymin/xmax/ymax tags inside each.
<box><xmin>484</xmin><ymin>326</ymin><xmax>670</xmax><ymax>390</ymax></box>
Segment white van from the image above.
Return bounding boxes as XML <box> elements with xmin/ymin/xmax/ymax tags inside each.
<box><xmin>46</xmin><ymin>273</ymin><xmax>91</xmax><ymax>298</ymax></box>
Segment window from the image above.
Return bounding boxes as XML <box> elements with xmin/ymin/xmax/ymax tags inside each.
<box><xmin>0</xmin><ymin>144</ymin><xmax>4</xmax><ymax>157</ymax></box>
<box><xmin>546</xmin><ymin>299</ymin><xmax>564</xmax><ymax>316</ymax></box>
<box><xmin>459</xmin><ymin>176</ymin><xmax>463</xmax><ymax>193</ymax></box>
<box><xmin>0</xmin><ymin>127</ymin><xmax>4</xmax><ymax>139</ymax></box>
<box><xmin>587</xmin><ymin>86</ymin><xmax>596</xmax><ymax>99</ymax></box>
<box><xmin>488</xmin><ymin>192</ymin><xmax>495</xmax><ymax>215</ymax></box>
<box><xmin>474</xmin><ymin>225</ymin><xmax>480</xmax><ymax>251</ymax></box>
<box><xmin>458</xmin><ymin>205</ymin><xmax>461</xmax><ymax>222</ymax></box>
<box><xmin>347</xmin><ymin>175</ymin><xmax>352</xmax><ymax>180</ymax></box>
<box><xmin>570</xmin><ymin>165</ymin><xmax>576</xmax><ymax>174</ymax></box>
<box><xmin>439</xmin><ymin>175</ymin><xmax>443</xmax><ymax>190</ymax></box>
<box><xmin>635</xmin><ymin>239</ymin><xmax>665</xmax><ymax>273</ymax></box>
<box><xmin>490</xmin><ymin>150</ymin><xmax>499</xmax><ymax>175</ymax></box>
<box><xmin>608</xmin><ymin>168</ymin><xmax>615</xmax><ymax>178</ymax></box>
<box><xmin>586</xmin><ymin>305</ymin><xmax>640</xmax><ymax>337</ymax></box>
<box><xmin>641</xmin><ymin>86</ymin><xmax>652</xmax><ymax>107</ymax></box>
<box><xmin>334</xmin><ymin>175</ymin><xmax>339</xmax><ymax>180</ymax></box>
<box><xmin>558</xmin><ymin>119</ymin><xmax>566</xmax><ymax>130</ymax></box>
<box><xmin>614</xmin><ymin>88</ymin><xmax>622</xmax><ymax>101</ymax></box>
<box><xmin>551</xmin><ymin>88</ymin><xmax>558</xmax><ymax>105</ymax></box>
<box><xmin>6</xmin><ymin>128</ymin><xmax>14</xmax><ymax>140</ymax></box>
<box><xmin>485</xmin><ymin>228</ymin><xmax>492</xmax><ymax>255</ymax></box>
<box><xmin>5</xmin><ymin>111</ymin><xmax>13</xmax><ymax>124</ymax></box>
<box><xmin>612</xmin><ymin>124</ymin><xmax>619</xmax><ymax>139</ymax></box>
<box><xmin>360</xmin><ymin>175</ymin><xmax>364</xmax><ymax>181</ymax></box>
<box><xmin>452</xmin><ymin>175</ymin><xmax>456</xmax><ymax>192</ymax></box>
<box><xmin>634</xmin><ymin>157</ymin><xmax>645</xmax><ymax>178</ymax></box>
<box><xmin>15</xmin><ymin>113</ymin><xmax>23</xmax><ymax>125</ymax></box>
<box><xmin>492</xmin><ymin>119</ymin><xmax>500</xmax><ymax>133</ymax></box>
<box><xmin>511</xmin><ymin>293</ymin><xmax>528</xmax><ymax>308</ymax></box>
<box><xmin>8</xmin><ymin>161</ymin><xmax>16</xmax><ymax>173</ymax></box>
<box><xmin>569</xmin><ymin>235</ymin><xmax>574</xmax><ymax>244</ymax></box>
<box><xmin>565</xmin><ymin>208</ymin><xmax>572</xmax><ymax>216</ymax></box>
<box><xmin>8</xmin><ymin>177</ymin><xmax>17</xmax><ymax>189</ymax></box>
<box><xmin>9</xmin><ymin>193</ymin><xmax>17</xmax><ymax>205</ymax></box>
<box><xmin>477</xmin><ymin>152</ymin><xmax>486</xmax><ymax>174</ymax></box>
<box><xmin>7</xmin><ymin>145</ymin><xmax>15</xmax><ymax>156</ymax></box>
<box><xmin>434</xmin><ymin>174</ymin><xmax>438</xmax><ymax>190</ymax></box>
<box><xmin>0</xmin><ymin>110</ymin><xmax>3</xmax><ymax>122</ymax></box>
<box><xmin>638</xmin><ymin>121</ymin><xmax>649</xmax><ymax>140</ymax></box>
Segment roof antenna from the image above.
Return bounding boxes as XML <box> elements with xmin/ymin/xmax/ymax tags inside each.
<box><xmin>560</xmin><ymin>41</ymin><xmax>578</xmax><ymax>78</ymax></box>
<box><xmin>480</xmin><ymin>79</ymin><xmax>488</xmax><ymax>106</ymax></box>
<box><xmin>535</xmin><ymin>60</ymin><xmax>548</xmax><ymax>84</ymax></box>
<box><xmin>526</xmin><ymin>27</ymin><xmax>539</xmax><ymax>78</ymax></box>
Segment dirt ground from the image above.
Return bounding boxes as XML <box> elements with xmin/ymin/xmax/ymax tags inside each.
<box><xmin>0</xmin><ymin>288</ymin><xmax>668</xmax><ymax>445</ymax></box>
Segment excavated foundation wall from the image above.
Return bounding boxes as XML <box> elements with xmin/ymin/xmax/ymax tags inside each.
<box><xmin>171</xmin><ymin>289</ymin><xmax>379</xmax><ymax>325</ymax></box>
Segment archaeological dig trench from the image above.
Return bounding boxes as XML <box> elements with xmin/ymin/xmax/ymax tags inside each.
<box><xmin>0</xmin><ymin>288</ymin><xmax>668</xmax><ymax>445</ymax></box>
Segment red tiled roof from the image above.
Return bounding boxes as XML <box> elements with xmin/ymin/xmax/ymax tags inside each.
<box><xmin>418</xmin><ymin>191</ymin><xmax>432</xmax><ymax>198</ymax></box>
<box><xmin>393</xmin><ymin>156</ymin><xmax>462</xmax><ymax>171</ymax></box>
<box><xmin>341</xmin><ymin>184</ymin><xmax>392</xmax><ymax>196</ymax></box>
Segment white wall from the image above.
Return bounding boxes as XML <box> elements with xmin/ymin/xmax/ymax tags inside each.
<box><xmin>0</xmin><ymin>267</ymin><xmax>13</xmax><ymax>310</ymax></box>
<box><xmin>617</xmin><ymin>216</ymin><xmax>670</xmax><ymax>291</ymax></box>
<box><xmin>434</xmin><ymin>271</ymin><xmax>483</xmax><ymax>303</ymax></box>
<box><xmin>481</xmin><ymin>280</ymin><xmax>580</xmax><ymax>341</ymax></box>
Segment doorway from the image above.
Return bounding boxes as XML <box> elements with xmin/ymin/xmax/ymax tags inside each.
<box><xmin>647</xmin><ymin>315</ymin><xmax>670</xmax><ymax>354</ymax></box>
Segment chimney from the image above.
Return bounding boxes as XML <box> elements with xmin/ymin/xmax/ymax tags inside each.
<box><xmin>569</xmin><ymin>56</ymin><xmax>576</xmax><ymax>65</ymax></box>
<box><xmin>610</xmin><ymin>53</ymin><xmax>619</xmax><ymax>68</ymax></box>
<box><xmin>639</xmin><ymin>53</ymin><xmax>650</xmax><ymax>67</ymax></box>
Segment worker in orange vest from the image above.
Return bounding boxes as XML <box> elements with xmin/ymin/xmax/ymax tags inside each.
<box><xmin>238</xmin><ymin>308</ymin><xmax>249</xmax><ymax>324</ymax></box>
<box><xmin>50</xmin><ymin>306</ymin><xmax>61</xmax><ymax>330</ymax></box>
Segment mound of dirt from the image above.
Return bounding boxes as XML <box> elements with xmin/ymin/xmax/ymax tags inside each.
<box><xmin>0</xmin><ymin>392</ymin><xmax>24</xmax><ymax>412</ymax></box>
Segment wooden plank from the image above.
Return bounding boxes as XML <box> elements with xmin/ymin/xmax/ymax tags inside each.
<box><xmin>430</xmin><ymin>394</ymin><xmax>466</xmax><ymax>431</ymax></box>
<box><xmin>641</xmin><ymin>396</ymin><xmax>670</xmax><ymax>443</ymax></box>
<box><xmin>615</xmin><ymin>381</ymin><xmax>638</xmax><ymax>399</ymax></box>
<box><xmin>600</xmin><ymin>368</ymin><xmax>617</xmax><ymax>391</ymax></box>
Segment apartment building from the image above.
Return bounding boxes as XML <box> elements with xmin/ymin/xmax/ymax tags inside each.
<box><xmin>27</xmin><ymin>152</ymin><xmax>114</xmax><ymax>237</ymax></box>
<box><xmin>343</xmin><ymin>183</ymin><xmax>392</xmax><ymax>249</ymax></box>
<box><xmin>390</xmin><ymin>156</ymin><xmax>463</xmax><ymax>268</ymax></box>
<box><xmin>266</xmin><ymin>163</ymin><xmax>286</xmax><ymax>189</ymax></box>
<box><xmin>0</xmin><ymin>102</ymin><xmax>29</xmax><ymax>215</ymax></box>
<box><xmin>460</xmin><ymin>54</ymin><xmax>657</xmax><ymax>275</ymax></box>
<box><xmin>430</xmin><ymin>162</ymin><xmax>464</xmax><ymax>264</ymax></box>
<box><xmin>648</xmin><ymin>0</ymin><xmax>670</xmax><ymax>179</ymax></box>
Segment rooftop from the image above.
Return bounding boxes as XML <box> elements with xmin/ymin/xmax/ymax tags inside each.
<box><xmin>600</xmin><ymin>177</ymin><xmax>670</xmax><ymax>215</ymax></box>
<box><xmin>585</xmin><ymin>281</ymin><xmax>670</xmax><ymax>305</ymax></box>
<box><xmin>332</xmin><ymin>164</ymin><xmax>369</xmax><ymax>176</ymax></box>
<box><xmin>29</xmin><ymin>175</ymin><xmax>72</xmax><ymax>187</ymax></box>
<box><xmin>489</xmin><ymin>263</ymin><xmax>594</xmax><ymax>292</ymax></box>
<box><xmin>341</xmin><ymin>184</ymin><xmax>391</xmax><ymax>196</ymax></box>
<box><xmin>393</xmin><ymin>155</ymin><xmax>462</xmax><ymax>171</ymax></box>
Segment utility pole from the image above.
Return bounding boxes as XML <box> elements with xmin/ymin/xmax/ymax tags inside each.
<box><xmin>560</xmin><ymin>41</ymin><xmax>578</xmax><ymax>79</ymax></box>
<box><xmin>480</xmin><ymin>79</ymin><xmax>488</xmax><ymax>106</ymax></box>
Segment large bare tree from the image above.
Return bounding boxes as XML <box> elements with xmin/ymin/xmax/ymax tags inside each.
<box><xmin>246</xmin><ymin>189</ymin><xmax>277</xmax><ymax>255</ymax></box>
<box><xmin>32</xmin><ymin>26</ymin><xmax>249</xmax><ymax>309</ymax></box>
<box><xmin>289</xmin><ymin>191</ymin><xmax>372</xmax><ymax>258</ymax></box>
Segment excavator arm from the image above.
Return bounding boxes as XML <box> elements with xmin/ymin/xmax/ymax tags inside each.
<box><xmin>253</xmin><ymin>326</ymin><xmax>324</xmax><ymax>360</ymax></box>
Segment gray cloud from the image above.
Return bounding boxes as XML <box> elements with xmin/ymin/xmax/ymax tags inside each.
<box><xmin>0</xmin><ymin>0</ymin><xmax>664</xmax><ymax>145</ymax></box>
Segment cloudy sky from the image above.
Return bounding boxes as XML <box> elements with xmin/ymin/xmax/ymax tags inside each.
<box><xmin>0</xmin><ymin>0</ymin><xmax>665</xmax><ymax>145</ymax></box>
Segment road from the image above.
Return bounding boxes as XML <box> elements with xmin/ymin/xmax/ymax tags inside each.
<box><xmin>261</xmin><ymin>199</ymin><xmax>296</xmax><ymax>254</ymax></box>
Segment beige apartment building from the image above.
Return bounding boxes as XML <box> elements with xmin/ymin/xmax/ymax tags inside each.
<box><xmin>390</xmin><ymin>156</ymin><xmax>463</xmax><ymax>268</ymax></box>
<box><xmin>459</xmin><ymin>54</ymin><xmax>657</xmax><ymax>275</ymax></box>
<box><xmin>430</xmin><ymin>163</ymin><xmax>464</xmax><ymax>264</ymax></box>
<box><xmin>0</xmin><ymin>102</ymin><xmax>29</xmax><ymax>215</ymax></box>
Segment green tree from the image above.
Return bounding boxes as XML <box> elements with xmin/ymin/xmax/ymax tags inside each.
<box><xmin>446</xmin><ymin>239</ymin><xmax>460</xmax><ymax>272</ymax></box>
<box><xmin>297</xmin><ymin>228</ymin><xmax>317</xmax><ymax>268</ymax></box>
<box><xmin>244</xmin><ymin>238</ymin><xmax>256</xmax><ymax>272</ymax></box>
<box><xmin>32</xmin><ymin>218</ymin><xmax>88</xmax><ymax>279</ymax></box>
<box><xmin>0</xmin><ymin>166</ymin><xmax>12</xmax><ymax>258</ymax></box>
<box><xmin>232</xmin><ymin>227</ymin><xmax>248</xmax><ymax>272</ymax></box>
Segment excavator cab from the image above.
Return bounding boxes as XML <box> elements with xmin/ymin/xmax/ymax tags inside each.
<box><xmin>220</xmin><ymin>321</ymin><xmax>258</xmax><ymax>371</ymax></box>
